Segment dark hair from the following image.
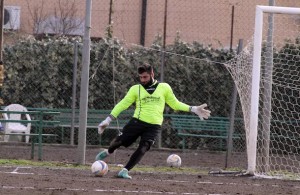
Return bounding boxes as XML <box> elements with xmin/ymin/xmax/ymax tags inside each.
<box><xmin>137</xmin><ymin>63</ymin><xmax>153</xmax><ymax>74</ymax></box>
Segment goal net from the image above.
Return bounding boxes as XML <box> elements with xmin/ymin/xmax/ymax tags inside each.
<box><xmin>226</xmin><ymin>6</ymin><xmax>300</xmax><ymax>179</ymax></box>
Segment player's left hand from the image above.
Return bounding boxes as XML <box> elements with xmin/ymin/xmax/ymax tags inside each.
<box><xmin>191</xmin><ymin>104</ymin><xmax>211</xmax><ymax>120</ymax></box>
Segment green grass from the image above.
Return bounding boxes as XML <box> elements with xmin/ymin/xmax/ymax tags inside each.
<box><xmin>0</xmin><ymin>159</ymin><xmax>207</xmax><ymax>175</ymax></box>
<box><xmin>132</xmin><ymin>165</ymin><xmax>206</xmax><ymax>175</ymax></box>
<box><xmin>0</xmin><ymin>159</ymin><xmax>87</xmax><ymax>169</ymax></box>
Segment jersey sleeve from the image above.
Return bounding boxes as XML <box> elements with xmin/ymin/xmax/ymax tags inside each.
<box><xmin>110</xmin><ymin>85</ymin><xmax>137</xmax><ymax>118</ymax></box>
<box><xmin>164</xmin><ymin>83</ymin><xmax>190</xmax><ymax>112</ymax></box>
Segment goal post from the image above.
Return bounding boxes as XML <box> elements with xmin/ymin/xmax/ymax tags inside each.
<box><xmin>248</xmin><ymin>5</ymin><xmax>300</xmax><ymax>178</ymax></box>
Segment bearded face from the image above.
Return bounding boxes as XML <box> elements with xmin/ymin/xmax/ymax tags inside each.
<box><xmin>139</xmin><ymin>72</ymin><xmax>154</xmax><ymax>87</ymax></box>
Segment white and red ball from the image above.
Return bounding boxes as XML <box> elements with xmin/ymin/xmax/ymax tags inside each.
<box><xmin>167</xmin><ymin>154</ymin><xmax>182</xmax><ymax>167</ymax></box>
<box><xmin>91</xmin><ymin>160</ymin><xmax>109</xmax><ymax>177</ymax></box>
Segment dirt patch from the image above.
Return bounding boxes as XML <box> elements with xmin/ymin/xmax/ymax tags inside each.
<box><xmin>0</xmin><ymin>142</ymin><xmax>299</xmax><ymax>195</ymax></box>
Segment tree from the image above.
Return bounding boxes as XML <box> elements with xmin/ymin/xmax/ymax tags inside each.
<box><xmin>26</xmin><ymin>0</ymin><xmax>84</xmax><ymax>36</ymax></box>
<box><xmin>26</xmin><ymin>0</ymin><xmax>49</xmax><ymax>34</ymax></box>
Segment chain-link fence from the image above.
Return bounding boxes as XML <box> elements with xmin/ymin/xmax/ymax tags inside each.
<box><xmin>2</xmin><ymin>36</ymin><xmax>244</xmax><ymax>150</ymax></box>
<box><xmin>2</xmin><ymin>0</ymin><xmax>299</xmax><ymax>167</ymax></box>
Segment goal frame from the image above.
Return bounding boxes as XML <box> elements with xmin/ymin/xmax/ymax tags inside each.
<box><xmin>248</xmin><ymin>5</ymin><xmax>300</xmax><ymax>175</ymax></box>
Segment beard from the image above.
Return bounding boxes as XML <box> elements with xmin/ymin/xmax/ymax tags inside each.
<box><xmin>141</xmin><ymin>78</ymin><xmax>154</xmax><ymax>88</ymax></box>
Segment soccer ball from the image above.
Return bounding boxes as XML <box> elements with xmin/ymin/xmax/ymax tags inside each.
<box><xmin>167</xmin><ymin>154</ymin><xmax>182</xmax><ymax>167</ymax></box>
<box><xmin>91</xmin><ymin>160</ymin><xmax>109</xmax><ymax>177</ymax></box>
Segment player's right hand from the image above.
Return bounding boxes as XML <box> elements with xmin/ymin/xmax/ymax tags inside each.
<box><xmin>98</xmin><ymin>116</ymin><xmax>112</xmax><ymax>134</ymax></box>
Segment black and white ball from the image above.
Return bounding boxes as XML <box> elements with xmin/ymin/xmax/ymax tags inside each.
<box><xmin>91</xmin><ymin>160</ymin><xmax>109</xmax><ymax>177</ymax></box>
<box><xmin>167</xmin><ymin>154</ymin><xmax>182</xmax><ymax>167</ymax></box>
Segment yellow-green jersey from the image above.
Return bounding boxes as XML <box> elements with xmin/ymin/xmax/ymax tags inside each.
<box><xmin>110</xmin><ymin>82</ymin><xmax>190</xmax><ymax>125</ymax></box>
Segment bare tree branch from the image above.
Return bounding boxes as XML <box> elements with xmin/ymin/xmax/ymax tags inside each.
<box><xmin>46</xmin><ymin>0</ymin><xmax>84</xmax><ymax>35</ymax></box>
<box><xmin>27</xmin><ymin>0</ymin><xmax>84</xmax><ymax>36</ymax></box>
<box><xmin>26</xmin><ymin>0</ymin><xmax>49</xmax><ymax>34</ymax></box>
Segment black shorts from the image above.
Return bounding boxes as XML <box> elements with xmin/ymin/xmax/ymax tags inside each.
<box><xmin>116</xmin><ymin>118</ymin><xmax>161</xmax><ymax>147</ymax></box>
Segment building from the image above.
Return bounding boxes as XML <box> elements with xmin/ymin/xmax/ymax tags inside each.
<box><xmin>3</xmin><ymin>0</ymin><xmax>300</xmax><ymax>48</ymax></box>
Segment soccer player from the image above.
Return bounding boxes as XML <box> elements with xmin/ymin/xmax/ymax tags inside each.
<box><xmin>96</xmin><ymin>63</ymin><xmax>211</xmax><ymax>179</ymax></box>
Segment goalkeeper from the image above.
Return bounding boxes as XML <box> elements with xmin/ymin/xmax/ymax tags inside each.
<box><xmin>96</xmin><ymin>63</ymin><xmax>211</xmax><ymax>179</ymax></box>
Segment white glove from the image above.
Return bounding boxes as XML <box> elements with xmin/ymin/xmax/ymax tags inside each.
<box><xmin>191</xmin><ymin>103</ymin><xmax>211</xmax><ymax>120</ymax></box>
<box><xmin>98</xmin><ymin>116</ymin><xmax>112</xmax><ymax>135</ymax></box>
